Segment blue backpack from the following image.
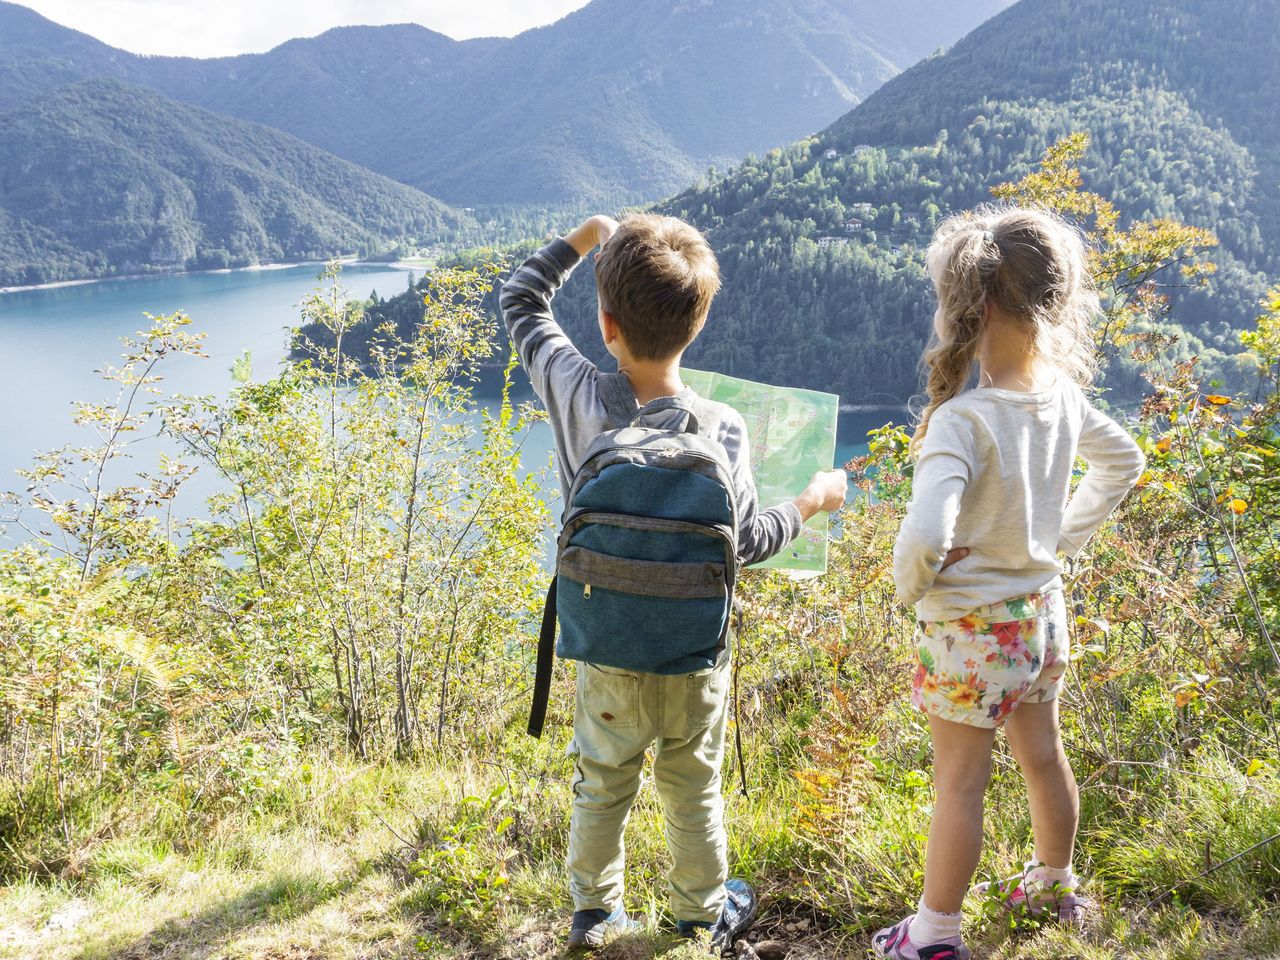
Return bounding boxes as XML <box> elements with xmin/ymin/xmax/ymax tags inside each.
<box><xmin>527</xmin><ymin>374</ymin><xmax>741</xmax><ymax>737</ymax></box>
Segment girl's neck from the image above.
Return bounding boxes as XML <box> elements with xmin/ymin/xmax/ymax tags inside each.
<box><xmin>978</xmin><ymin>316</ymin><xmax>1049</xmax><ymax>392</ymax></box>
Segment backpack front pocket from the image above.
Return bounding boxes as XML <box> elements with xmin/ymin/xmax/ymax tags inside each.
<box><xmin>559</xmin><ymin>546</ymin><xmax>727</xmax><ymax>599</ymax></box>
<box><xmin>556</xmin><ymin>544</ymin><xmax>731</xmax><ymax>675</ymax></box>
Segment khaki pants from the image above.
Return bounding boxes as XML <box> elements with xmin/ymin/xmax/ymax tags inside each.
<box><xmin>566</xmin><ymin>650</ymin><xmax>731</xmax><ymax>924</ymax></box>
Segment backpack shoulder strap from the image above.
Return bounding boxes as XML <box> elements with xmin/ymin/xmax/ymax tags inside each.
<box><xmin>597</xmin><ymin>372</ymin><xmax>638</xmax><ymax>431</ymax></box>
<box><xmin>687</xmin><ymin>395</ymin><xmax>726</xmax><ymax>443</ymax></box>
<box><xmin>599</xmin><ymin>374</ymin><xmax>725</xmax><ymax>442</ymax></box>
<box><xmin>527</xmin><ymin>577</ymin><xmax>558</xmax><ymax>738</ymax></box>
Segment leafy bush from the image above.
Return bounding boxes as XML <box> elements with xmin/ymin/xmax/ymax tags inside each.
<box><xmin>0</xmin><ymin>262</ymin><xmax>551</xmax><ymax>874</ymax></box>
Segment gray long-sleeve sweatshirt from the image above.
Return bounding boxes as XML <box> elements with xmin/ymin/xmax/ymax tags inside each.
<box><xmin>499</xmin><ymin>238</ymin><xmax>803</xmax><ymax>567</ymax></box>
<box><xmin>893</xmin><ymin>379</ymin><xmax>1146</xmax><ymax>621</ymax></box>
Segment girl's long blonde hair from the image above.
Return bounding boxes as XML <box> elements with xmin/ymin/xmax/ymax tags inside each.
<box><xmin>912</xmin><ymin>205</ymin><xmax>1100</xmax><ymax>453</ymax></box>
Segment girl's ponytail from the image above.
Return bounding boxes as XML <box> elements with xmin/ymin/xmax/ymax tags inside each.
<box><xmin>911</xmin><ymin>205</ymin><xmax>1099</xmax><ymax>454</ymax></box>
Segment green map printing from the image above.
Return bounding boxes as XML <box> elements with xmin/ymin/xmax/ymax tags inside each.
<box><xmin>682</xmin><ymin>368</ymin><xmax>839</xmax><ymax>576</ymax></box>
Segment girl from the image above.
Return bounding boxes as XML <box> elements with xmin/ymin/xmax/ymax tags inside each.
<box><xmin>873</xmin><ymin>207</ymin><xmax>1146</xmax><ymax>960</ymax></box>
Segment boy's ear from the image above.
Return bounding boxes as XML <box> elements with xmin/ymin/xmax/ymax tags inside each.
<box><xmin>599</xmin><ymin>309</ymin><xmax>621</xmax><ymax>345</ymax></box>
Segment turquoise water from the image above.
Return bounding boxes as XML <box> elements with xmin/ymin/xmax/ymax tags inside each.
<box><xmin>0</xmin><ymin>268</ymin><xmax>899</xmax><ymax>542</ymax></box>
<box><xmin>0</xmin><ymin>265</ymin><xmax>416</xmax><ymax>535</ymax></box>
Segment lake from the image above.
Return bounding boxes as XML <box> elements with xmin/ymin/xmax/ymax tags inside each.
<box><xmin>0</xmin><ymin>266</ymin><xmax>897</xmax><ymax>544</ymax></box>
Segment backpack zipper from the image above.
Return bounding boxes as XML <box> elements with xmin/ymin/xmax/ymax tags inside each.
<box><xmin>583</xmin><ymin>584</ymin><xmax>592</xmax><ymax>599</ymax></box>
<box><xmin>568</xmin><ymin>444</ymin><xmax>739</xmax><ymax>531</ymax></box>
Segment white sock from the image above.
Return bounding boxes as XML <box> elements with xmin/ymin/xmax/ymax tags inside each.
<box><xmin>1025</xmin><ymin>860</ymin><xmax>1076</xmax><ymax>893</ymax></box>
<box><xmin>911</xmin><ymin>898</ymin><xmax>962</xmax><ymax>944</ymax></box>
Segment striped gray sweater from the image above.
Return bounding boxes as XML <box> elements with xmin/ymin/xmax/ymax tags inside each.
<box><xmin>499</xmin><ymin>238</ymin><xmax>802</xmax><ymax>567</ymax></box>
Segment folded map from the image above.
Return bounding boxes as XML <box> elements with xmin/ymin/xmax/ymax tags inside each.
<box><xmin>682</xmin><ymin>368</ymin><xmax>839</xmax><ymax>576</ymax></box>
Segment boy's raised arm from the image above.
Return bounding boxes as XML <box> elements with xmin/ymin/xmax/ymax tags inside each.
<box><xmin>498</xmin><ymin>216</ymin><xmax>616</xmax><ymax>401</ymax></box>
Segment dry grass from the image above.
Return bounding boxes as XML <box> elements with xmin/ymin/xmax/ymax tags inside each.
<box><xmin>1</xmin><ymin>753</ymin><xmax>1276</xmax><ymax>960</ymax></box>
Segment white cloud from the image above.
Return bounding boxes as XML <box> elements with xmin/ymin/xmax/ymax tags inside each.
<box><xmin>21</xmin><ymin>0</ymin><xmax>591</xmax><ymax>57</ymax></box>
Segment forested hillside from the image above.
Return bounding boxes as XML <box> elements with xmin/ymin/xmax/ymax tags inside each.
<box><xmin>0</xmin><ymin>0</ymin><xmax>1013</xmax><ymax>207</ymax></box>
<box><xmin>421</xmin><ymin>0</ymin><xmax>1275</xmax><ymax>405</ymax></box>
<box><xmin>0</xmin><ymin>80</ymin><xmax>469</xmax><ymax>287</ymax></box>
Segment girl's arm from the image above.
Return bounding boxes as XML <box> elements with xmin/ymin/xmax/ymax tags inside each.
<box><xmin>1058</xmin><ymin>401</ymin><xmax>1146</xmax><ymax>558</ymax></box>
<box><xmin>893</xmin><ymin>411</ymin><xmax>972</xmax><ymax>605</ymax></box>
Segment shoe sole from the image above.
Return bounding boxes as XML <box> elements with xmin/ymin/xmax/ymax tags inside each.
<box><xmin>566</xmin><ymin>930</ymin><xmax>605</xmax><ymax>951</ymax></box>
<box><xmin>569</xmin><ymin>921</ymin><xmax>642</xmax><ymax>951</ymax></box>
<box><xmin>713</xmin><ymin>898</ymin><xmax>759</xmax><ymax>951</ymax></box>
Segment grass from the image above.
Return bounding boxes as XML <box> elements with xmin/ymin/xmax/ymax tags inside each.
<box><xmin>1</xmin><ymin>736</ymin><xmax>1276</xmax><ymax>960</ymax></box>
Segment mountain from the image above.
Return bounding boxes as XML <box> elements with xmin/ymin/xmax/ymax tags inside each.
<box><xmin>437</xmin><ymin>0</ymin><xmax>1275</xmax><ymax>405</ymax></box>
<box><xmin>138</xmin><ymin>25</ymin><xmax>503</xmax><ymax>185</ymax></box>
<box><xmin>363</xmin><ymin>0</ymin><xmax>905</xmax><ymax>206</ymax></box>
<box><xmin>0</xmin><ymin>79</ymin><xmax>469</xmax><ymax>287</ymax></box>
<box><xmin>825</xmin><ymin>0</ymin><xmax>1020</xmax><ymax>65</ymax></box>
<box><xmin>0</xmin><ymin>0</ymin><xmax>1015</xmax><ymax>207</ymax></box>
<box><xmin>0</xmin><ymin>1</ymin><xmax>138</xmax><ymax>112</ymax></box>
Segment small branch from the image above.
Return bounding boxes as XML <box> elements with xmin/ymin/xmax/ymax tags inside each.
<box><xmin>1141</xmin><ymin>831</ymin><xmax>1280</xmax><ymax>912</ymax></box>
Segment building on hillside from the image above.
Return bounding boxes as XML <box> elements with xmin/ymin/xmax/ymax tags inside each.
<box><xmin>852</xmin><ymin>144</ymin><xmax>874</xmax><ymax>156</ymax></box>
<box><xmin>850</xmin><ymin>202</ymin><xmax>876</xmax><ymax>217</ymax></box>
<box><xmin>843</xmin><ymin>217</ymin><xmax>865</xmax><ymax>233</ymax></box>
<box><xmin>823</xmin><ymin>148</ymin><xmax>839</xmax><ymax>160</ymax></box>
<box><xmin>817</xmin><ymin>236</ymin><xmax>850</xmax><ymax>250</ymax></box>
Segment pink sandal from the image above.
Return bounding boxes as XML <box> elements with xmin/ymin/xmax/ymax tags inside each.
<box><xmin>871</xmin><ymin>915</ymin><xmax>972</xmax><ymax>960</ymax></box>
<box><xmin>972</xmin><ymin>872</ymin><xmax>1093</xmax><ymax>926</ymax></box>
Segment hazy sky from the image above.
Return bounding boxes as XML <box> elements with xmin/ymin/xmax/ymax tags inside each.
<box><xmin>22</xmin><ymin>0</ymin><xmax>593</xmax><ymax>57</ymax></box>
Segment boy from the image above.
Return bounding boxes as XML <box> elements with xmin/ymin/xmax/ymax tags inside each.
<box><xmin>500</xmin><ymin>214</ymin><xmax>847</xmax><ymax>951</ymax></box>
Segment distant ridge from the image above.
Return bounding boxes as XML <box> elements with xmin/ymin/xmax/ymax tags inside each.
<box><xmin>0</xmin><ymin>79</ymin><xmax>469</xmax><ymax>287</ymax></box>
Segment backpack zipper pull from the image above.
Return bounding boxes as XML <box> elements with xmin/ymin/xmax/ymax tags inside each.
<box><xmin>583</xmin><ymin>584</ymin><xmax>592</xmax><ymax>599</ymax></box>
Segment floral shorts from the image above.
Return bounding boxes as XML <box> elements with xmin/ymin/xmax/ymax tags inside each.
<box><xmin>911</xmin><ymin>590</ymin><xmax>1069</xmax><ymax>729</ymax></box>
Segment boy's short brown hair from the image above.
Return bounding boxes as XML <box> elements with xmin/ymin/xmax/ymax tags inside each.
<box><xmin>594</xmin><ymin>214</ymin><xmax>721</xmax><ymax>361</ymax></box>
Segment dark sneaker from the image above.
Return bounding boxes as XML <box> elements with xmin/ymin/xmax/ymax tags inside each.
<box><xmin>566</xmin><ymin>906</ymin><xmax>639</xmax><ymax>950</ymax></box>
<box><xmin>676</xmin><ymin>878</ymin><xmax>758</xmax><ymax>952</ymax></box>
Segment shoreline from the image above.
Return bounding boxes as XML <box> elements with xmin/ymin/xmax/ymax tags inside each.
<box><xmin>839</xmin><ymin>403</ymin><xmax>908</xmax><ymax>414</ymax></box>
<box><xmin>0</xmin><ymin>257</ymin><xmax>411</xmax><ymax>296</ymax></box>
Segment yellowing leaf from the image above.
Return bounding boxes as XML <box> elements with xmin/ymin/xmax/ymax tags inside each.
<box><xmin>1204</xmin><ymin>394</ymin><xmax>1231</xmax><ymax>405</ymax></box>
<box><xmin>1155</xmin><ymin>436</ymin><xmax>1173</xmax><ymax>453</ymax></box>
<box><xmin>1175</xmin><ymin>689</ymin><xmax>1199</xmax><ymax>708</ymax></box>
<box><xmin>1245</xmin><ymin>758</ymin><xmax>1267</xmax><ymax>777</ymax></box>
<box><xmin>1230</xmin><ymin>499</ymin><xmax>1248</xmax><ymax>514</ymax></box>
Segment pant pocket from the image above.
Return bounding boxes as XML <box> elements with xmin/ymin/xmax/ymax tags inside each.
<box><xmin>685</xmin><ymin>658</ymin><xmax>730</xmax><ymax>735</ymax></box>
<box><xmin>580</xmin><ymin>663</ymin><xmax>640</xmax><ymax>730</ymax></box>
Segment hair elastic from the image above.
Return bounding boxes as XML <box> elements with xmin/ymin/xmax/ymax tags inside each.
<box><xmin>982</xmin><ymin>229</ymin><xmax>995</xmax><ymax>244</ymax></box>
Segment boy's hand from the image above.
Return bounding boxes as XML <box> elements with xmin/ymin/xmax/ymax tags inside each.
<box><xmin>793</xmin><ymin>469</ymin><xmax>848</xmax><ymax>521</ymax></box>
<box><xmin>565</xmin><ymin>215</ymin><xmax>620</xmax><ymax>257</ymax></box>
